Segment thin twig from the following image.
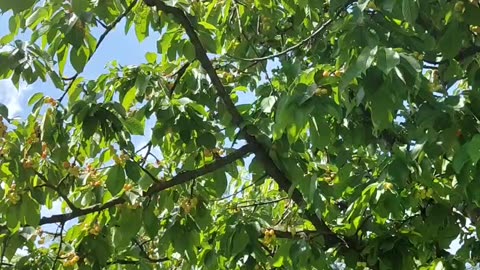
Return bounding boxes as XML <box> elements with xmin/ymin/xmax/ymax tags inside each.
<box><xmin>227</xmin><ymin>3</ymin><xmax>350</xmax><ymax>62</ymax></box>
<box><xmin>133</xmin><ymin>239</ymin><xmax>169</xmax><ymax>263</ymax></box>
<box><xmin>33</xmin><ymin>170</ymin><xmax>79</xmax><ymax>212</ymax></box>
<box><xmin>52</xmin><ymin>222</ymin><xmax>65</xmax><ymax>269</ymax></box>
<box><xmin>235</xmin><ymin>197</ymin><xmax>288</xmax><ymax>208</ymax></box>
<box><xmin>95</xmin><ymin>18</ymin><xmax>108</xmax><ymax>29</ymax></box>
<box><xmin>169</xmin><ymin>62</ymin><xmax>190</xmax><ymax>97</ymax></box>
<box><xmin>216</xmin><ymin>173</ymin><xmax>267</xmax><ymax>201</ymax></box>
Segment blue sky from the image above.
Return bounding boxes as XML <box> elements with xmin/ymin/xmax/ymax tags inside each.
<box><xmin>0</xmin><ymin>13</ymin><xmax>159</xmax><ymax>119</ymax></box>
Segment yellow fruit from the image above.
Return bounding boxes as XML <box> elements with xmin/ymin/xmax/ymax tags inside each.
<box><xmin>367</xmin><ymin>1</ymin><xmax>377</xmax><ymax>9</ymax></box>
<box><xmin>334</xmin><ymin>70</ymin><xmax>344</xmax><ymax>77</ymax></box>
<box><xmin>314</xmin><ymin>88</ymin><xmax>331</xmax><ymax>96</ymax></box>
<box><xmin>89</xmin><ymin>224</ymin><xmax>101</xmax><ymax>236</ymax></box>
<box><xmin>23</xmin><ymin>158</ymin><xmax>34</xmax><ymax>169</ymax></box>
<box><xmin>113</xmin><ymin>155</ymin><xmax>121</xmax><ymax>165</ymax></box>
<box><xmin>123</xmin><ymin>183</ymin><xmax>133</xmax><ymax>191</ymax></box>
<box><xmin>72</xmin><ymin>255</ymin><xmax>80</xmax><ymax>263</ymax></box>
<box><xmin>454</xmin><ymin>1</ymin><xmax>465</xmax><ymax>13</ymax></box>
<box><xmin>322</xmin><ymin>70</ymin><xmax>331</xmax><ymax>77</ymax></box>
<box><xmin>224</xmin><ymin>73</ymin><xmax>234</xmax><ymax>83</ymax></box>
<box><xmin>63</xmin><ymin>161</ymin><xmax>71</xmax><ymax>169</ymax></box>
<box><xmin>68</xmin><ymin>166</ymin><xmax>80</xmax><ymax>177</ymax></box>
<box><xmin>204</xmin><ymin>149</ymin><xmax>213</xmax><ymax>158</ymax></box>
<box><xmin>384</xmin><ymin>182</ymin><xmax>394</xmax><ymax>191</ymax></box>
<box><xmin>472</xmin><ymin>25</ymin><xmax>480</xmax><ymax>34</ymax></box>
<box><xmin>190</xmin><ymin>197</ymin><xmax>198</xmax><ymax>208</ymax></box>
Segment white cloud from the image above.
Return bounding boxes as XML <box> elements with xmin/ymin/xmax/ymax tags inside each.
<box><xmin>0</xmin><ymin>79</ymin><xmax>33</xmax><ymax>118</ymax></box>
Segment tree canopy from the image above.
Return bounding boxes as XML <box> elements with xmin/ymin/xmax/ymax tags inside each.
<box><xmin>1</xmin><ymin>0</ymin><xmax>480</xmax><ymax>269</ymax></box>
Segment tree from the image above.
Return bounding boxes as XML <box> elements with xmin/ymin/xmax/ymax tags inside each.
<box><xmin>1</xmin><ymin>0</ymin><xmax>480</xmax><ymax>269</ymax></box>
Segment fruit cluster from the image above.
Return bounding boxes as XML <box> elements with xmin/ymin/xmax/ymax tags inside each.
<box><xmin>180</xmin><ymin>197</ymin><xmax>199</xmax><ymax>214</ymax></box>
<box><xmin>6</xmin><ymin>183</ymin><xmax>20</xmax><ymax>205</ymax></box>
<box><xmin>63</xmin><ymin>252</ymin><xmax>80</xmax><ymax>267</ymax></box>
<box><xmin>263</xmin><ymin>228</ymin><xmax>276</xmax><ymax>244</ymax></box>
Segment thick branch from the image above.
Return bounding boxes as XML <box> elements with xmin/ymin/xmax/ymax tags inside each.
<box><xmin>58</xmin><ymin>0</ymin><xmax>138</xmax><ymax>102</ymax></box>
<box><xmin>145</xmin><ymin>0</ymin><xmax>344</xmax><ymax>248</ymax></box>
<box><xmin>39</xmin><ymin>145</ymin><xmax>252</xmax><ymax>225</ymax></box>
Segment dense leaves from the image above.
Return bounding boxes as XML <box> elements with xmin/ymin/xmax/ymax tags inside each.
<box><xmin>1</xmin><ymin>0</ymin><xmax>480</xmax><ymax>269</ymax></box>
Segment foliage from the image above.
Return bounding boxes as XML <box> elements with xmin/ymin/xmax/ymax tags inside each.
<box><xmin>1</xmin><ymin>0</ymin><xmax>480</xmax><ymax>269</ymax></box>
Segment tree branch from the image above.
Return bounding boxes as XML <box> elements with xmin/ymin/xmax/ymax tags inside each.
<box><xmin>226</xmin><ymin>2</ymin><xmax>352</xmax><ymax>62</ymax></box>
<box><xmin>133</xmin><ymin>239</ymin><xmax>169</xmax><ymax>263</ymax></box>
<box><xmin>58</xmin><ymin>0</ymin><xmax>139</xmax><ymax>102</ymax></box>
<box><xmin>145</xmin><ymin>0</ymin><xmax>345</xmax><ymax>248</ymax></box>
<box><xmin>33</xmin><ymin>170</ymin><xmax>79</xmax><ymax>212</ymax></box>
<box><xmin>235</xmin><ymin>197</ymin><xmax>288</xmax><ymax>208</ymax></box>
<box><xmin>52</xmin><ymin>222</ymin><xmax>65</xmax><ymax>270</ymax></box>
<box><xmin>144</xmin><ymin>144</ymin><xmax>253</xmax><ymax>196</ymax></box>
<box><xmin>39</xmin><ymin>144</ymin><xmax>253</xmax><ymax>225</ymax></box>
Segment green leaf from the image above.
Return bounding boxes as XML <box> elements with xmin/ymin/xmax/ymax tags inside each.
<box><xmin>134</xmin><ymin>6</ymin><xmax>149</xmax><ymax>42</ymax></box>
<box><xmin>196</xmin><ymin>132</ymin><xmax>217</xmax><ymax>149</ymax></box>
<box><xmin>49</xmin><ymin>71</ymin><xmax>64</xmax><ymax>89</ymax></box>
<box><xmin>82</xmin><ymin>116</ymin><xmax>99</xmax><ymax>139</ymax></box>
<box><xmin>369</xmin><ymin>87</ymin><xmax>394</xmax><ymax>131</ymax></box>
<box><xmin>145</xmin><ymin>52</ymin><xmax>157</xmax><ymax>63</ymax></box>
<box><xmin>199</xmin><ymin>21</ymin><xmax>217</xmax><ymax>31</ymax></box>
<box><xmin>377</xmin><ymin>48</ymin><xmax>400</xmax><ymax>74</ymax></box>
<box><xmin>122</xmin><ymin>87</ymin><xmax>137</xmax><ymax>111</ymax></box>
<box><xmin>125</xmin><ymin>160</ymin><xmax>142</xmax><ymax>182</ymax></box>
<box><xmin>41</xmin><ymin>108</ymin><xmax>56</xmax><ymax>144</ymax></box>
<box><xmin>106</xmin><ymin>164</ymin><xmax>126</xmax><ymax>195</ymax></box>
<box><xmin>183</xmin><ymin>41</ymin><xmax>196</xmax><ymax>61</ymax></box>
<box><xmin>340</xmin><ymin>46</ymin><xmax>378</xmax><ymax>90</ymax></box>
<box><xmin>0</xmin><ymin>103</ymin><xmax>9</xmax><ymax>118</ymax></box>
<box><xmin>70</xmin><ymin>46</ymin><xmax>88</xmax><ymax>73</ymax></box>
<box><xmin>6</xmin><ymin>204</ymin><xmax>19</xmax><ymax>229</ymax></box>
<box><xmin>402</xmin><ymin>0</ymin><xmax>419</xmax><ymax>24</ymax></box>
<box><xmin>453</xmin><ymin>145</ymin><xmax>470</xmax><ymax>174</ymax></box>
<box><xmin>124</xmin><ymin>117</ymin><xmax>144</xmax><ymax>135</ymax></box>
<box><xmin>7</xmin><ymin>0</ymin><xmax>35</xmax><ymax>13</ymax></box>
<box><xmin>467</xmin><ymin>135</ymin><xmax>480</xmax><ymax>164</ymax></box>
<box><xmin>272</xmin><ymin>241</ymin><xmax>292</xmax><ymax>267</ymax></box>
<box><xmin>439</xmin><ymin>22</ymin><xmax>463</xmax><ymax>59</ymax></box>
<box><xmin>198</xmin><ymin>31</ymin><xmax>218</xmax><ymax>54</ymax></box>
<box><xmin>135</xmin><ymin>72</ymin><xmax>149</xmax><ymax>95</ymax></box>
<box><xmin>26</xmin><ymin>7</ymin><xmax>48</xmax><ymax>28</ymax></box>
<box><xmin>113</xmin><ymin>207</ymin><xmax>142</xmax><ymax>249</ymax></box>
<box><xmin>464</xmin><ymin>4</ymin><xmax>480</xmax><ymax>26</ymax></box>
<box><xmin>309</xmin><ymin>115</ymin><xmax>331</xmax><ymax>149</ymax></box>
<box><xmin>20</xmin><ymin>195</ymin><xmax>40</xmax><ymax>225</ymax></box>
<box><xmin>28</xmin><ymin>92</ymin><xmax>44</xmax><ymax>106</ymax></box>
<box><xmin>143</xmin><ymin>202</ymin><xmax>160</xmax><ymax>238</ymax></box>
<box><xmin>212</xmin><ymin>169</ymin><xmax>227</xmax><ymax>196</ymax></box>
<box><xmin>230</xmin><ymin>226</ymin><xmax>249</xmax><ymax>256</ymax></box>
<box><xmin>260</xmin><ymin>96</ymin><xmax>277</xmax><ymax>113</ymax></box>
